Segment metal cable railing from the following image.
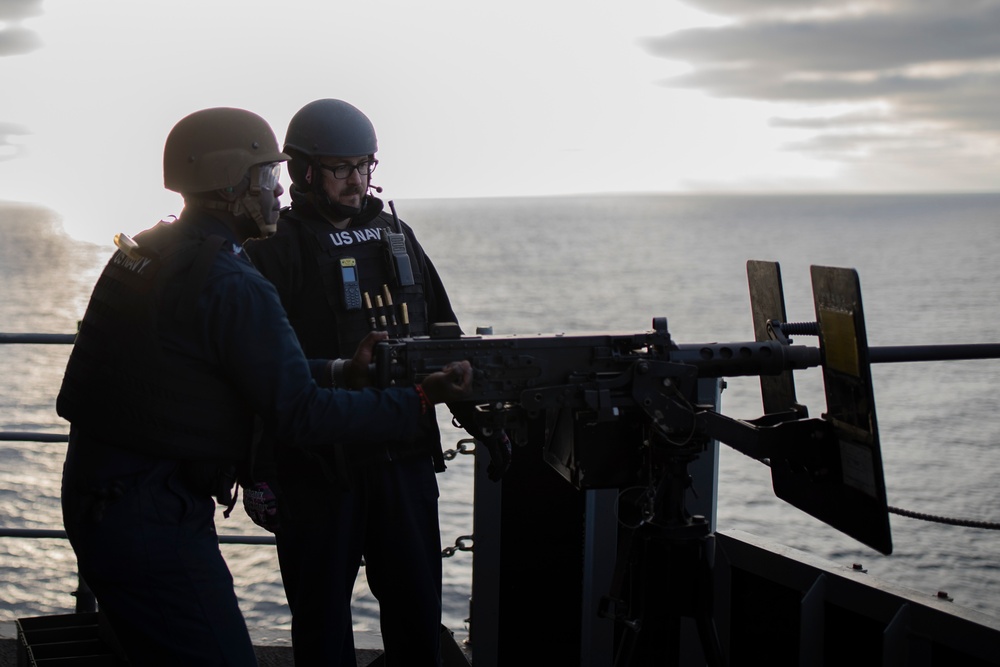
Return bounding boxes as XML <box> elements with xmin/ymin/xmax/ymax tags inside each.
<box><xmin>1</xmin><ymin>330</ymin><xmax>278</xmax><ymax>544</ymax></box>
<box><xmin>0</xmin><ymin>427</ymin><xmax>279</xmax><ymax>546</ymax></box>
<box><xmin>0</xmin><ymin>431</ymin><xmax>277</xmax><ymax>615</ymax></box>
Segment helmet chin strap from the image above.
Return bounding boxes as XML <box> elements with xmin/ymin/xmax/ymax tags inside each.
<box><xmin>231</xmin><ymin>192</ymin><xmax>275</xmax><ymax>237</ymax></box>
<box><xmin>187</xmin><ymin>187</ymin><xmax>274</xmax><ymax>240</ymax></box>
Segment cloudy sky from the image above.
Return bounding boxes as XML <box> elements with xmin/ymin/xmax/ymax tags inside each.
<box><xmin>1</xmin><ymin>0</ymin><xmax>998</xmax><ymax>244</ymax></box>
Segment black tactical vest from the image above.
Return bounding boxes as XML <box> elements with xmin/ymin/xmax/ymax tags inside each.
<box><xmin>261</xmin><ymin>208</ymin><xmax>444</xmax><ymax>473</ymax></box>
<box><xmin>283</xmin><ymin>209</ymin><xmax>430</xmax><ymax>358</ymax></box>
<box><xmin>56</xmin><ymin>223</ymin><xmax>251</xmax><ymax>462</ymax></box>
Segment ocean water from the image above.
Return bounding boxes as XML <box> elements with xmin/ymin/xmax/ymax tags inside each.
<box><xmin>2</xmin><ymin>192</ymin><xmax>1000</xmax><ymax>642</ymax></box>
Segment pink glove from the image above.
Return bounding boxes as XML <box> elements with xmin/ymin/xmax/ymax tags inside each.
<box><xmin>242</xmin><ymin>481</ymin><xmax>280</xmax><ymax>533</ymax></box>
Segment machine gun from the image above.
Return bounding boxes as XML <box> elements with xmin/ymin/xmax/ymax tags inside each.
<box><xmin>373</xmin><ymin>260</ymin><xmax>1000</xmax><ymax>666</ymax></box>
<box><xmin>374</xmin><ymin>261</ymin><xmax>1000</xmax><ymax>557</ymax></box>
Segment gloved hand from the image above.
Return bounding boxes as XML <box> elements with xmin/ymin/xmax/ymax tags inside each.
<box><xmin>242</xmin><ymin>481</ymin><xmax>280</xmax><ymax>533</ymax></box>
<box><xmin>449</xmin><ymin>402</ymin><xmax>512</xmax><ymax>482</ymax></box>
<box><xmin>480</xmin><ymin>429</ymin><xmax>512</xmax><ymax>482</ymax></box>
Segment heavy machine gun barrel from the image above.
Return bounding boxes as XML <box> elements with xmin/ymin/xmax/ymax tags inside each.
<box><xmin>770</xmin><ymin>320</ymin><xmax>1000</xmax><ymax>364</ymax></box>
<box><xmin>870</xmin><ymin>343</ymin><xmax>1000</xmax><ymax>363</ymax></box>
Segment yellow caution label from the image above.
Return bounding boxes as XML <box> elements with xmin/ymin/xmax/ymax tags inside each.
<box><xmin>820</xmin><ymin>308</ymin><xmax>860</xmax><ymax>377</ymax></box>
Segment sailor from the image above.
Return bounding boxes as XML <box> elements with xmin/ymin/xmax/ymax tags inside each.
<box><xmin>56</xmin><ymin>106</ymin><xmax>472</xmax><ymax>666</ymax></box>
<box><xmin>243</xmin><ymin>98</ymin><xmax>509</xmax><ymax>666</ymax></box>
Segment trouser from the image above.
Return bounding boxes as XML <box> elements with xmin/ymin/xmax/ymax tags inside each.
<box><xmin>274</xmin><ymin>454</ymin><xmax>443</xmax><ymax>666</ymax></box>
<box><xmin>61</xmin><ymin>434</ymin><xmax>257</xmax><ymax>666</ymax></box>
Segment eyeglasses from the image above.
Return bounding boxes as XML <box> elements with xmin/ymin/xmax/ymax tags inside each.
<box><xmin>318</xmin><ymin>160</ymin><xmax>378</xmax><ymax>179</ymax></box>
<box><xmin>257</xmin><ymin>163</ymin><xmax>282</xmax><ymax>190</ymax></box>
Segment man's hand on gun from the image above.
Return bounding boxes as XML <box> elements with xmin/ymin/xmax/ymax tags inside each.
<box><xmin>343</xmin><ymin>332</ymin><xmax>473</xmax><ymax>402</ymax></box>
<box><xmin>336</xmin><ymin>331</ymin><xmax>388</xmax><ymax>389</ymax></box>
<box><xmin>419</xmin><ymin>361</ymin><xmax>474</xmax><ymax>404</ymax></box>
<box><xmin>480</xmin><ymin>429</ymin><xmax>512</xmax><ymax>482</ymax></box>
<box><xmin>448</xmin><ymin>402</ymin><xmax>513</xmax><ymax>483</ymax></box>
<box><xmin>346</xmin><ymin>333</ymin><xmax>506</xmax><ymax>476</ymax></box>
<box><xmin>414</xmin><ymin>363</ymin><xmax>512</xmax><ymax>480</ymax></box>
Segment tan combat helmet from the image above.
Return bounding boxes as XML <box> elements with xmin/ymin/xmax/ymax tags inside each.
<box><xmin>163</xmin><ymin>107</ymin><xmax>289</xmax><ymax>235</ymax></box>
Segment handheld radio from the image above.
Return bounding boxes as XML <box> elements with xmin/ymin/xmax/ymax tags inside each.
<box><xmin>385</xmin><ymin>201</ymin><xmax>415</xmax><ymax>286</ymax></box>
<box><xmin>338</xmin><ymin>257</ymin><xmax>362</xmax><ymax>310</ymax></box>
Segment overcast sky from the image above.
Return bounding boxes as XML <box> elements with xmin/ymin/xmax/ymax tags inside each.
<box><xmin>2</xmin><ymin>0</ymin><xmax>998</xmax><ymax>244</ymax></box>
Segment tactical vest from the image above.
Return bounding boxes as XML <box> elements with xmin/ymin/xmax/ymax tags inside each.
<box><xmin>56</xmin><ymin>223</ymin><xmax>251</xmax><ymax>462</ymax></box>
<box><xmin>268</xmin><ymin>209</ymin><xmax>444</xmax><ymax>473</ymax></box>
<box><xmin>285</xmin><ymin>209</ymin><xmax>430</xmax><ymax>357</ymax></box>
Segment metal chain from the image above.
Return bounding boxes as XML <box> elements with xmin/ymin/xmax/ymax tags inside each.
<box><xmin>442</xmin><ymin>437</ymin><xmax>478</xmax><ymax>461</ymax></box>
<box><xmin>442</xmin><ymin>534</ymin><xmax>474</xmax><ymax>558</ymax></box>
<box><xmin>441</xmin><ymin>437</ymin><xmax>479</xmax><ymax>558</ymax></box>
<box><xmin>889</xmin><ymin>505</ymin><xmax>1000</xmax><ymax>529</ymax></box>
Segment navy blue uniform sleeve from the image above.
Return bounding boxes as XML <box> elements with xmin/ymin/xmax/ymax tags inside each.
<box><xmin>201</xmin><ymin>261</ymin><xmax>420</xmax><ymax>450</ymax></box>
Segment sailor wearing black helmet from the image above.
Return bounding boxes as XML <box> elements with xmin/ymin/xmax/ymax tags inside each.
<box><xmin>244</xmin><ymin>98</ymin><xmax>510</xmax><ymax>666</ymax></box>
<box><xmin>57</xmin><ymin>106</ymin><xmax>472</xmax><ymax>665</ymax></box>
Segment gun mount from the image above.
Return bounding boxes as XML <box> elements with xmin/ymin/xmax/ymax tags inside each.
<box><xmin>372</xmin><ymin>261</ymin><xmax>1000</xmax><ymax>557</ymax></box>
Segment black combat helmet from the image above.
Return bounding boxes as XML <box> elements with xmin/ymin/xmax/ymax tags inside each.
<box><xmin>284</xmin><ymin>99</ymin><xmax>379</xmax><ymax>220</ymax></box>
<box><xmin>284</xmin><ymin>98</ymin><xmax>378</xmax><ymax>161</ymax></box>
